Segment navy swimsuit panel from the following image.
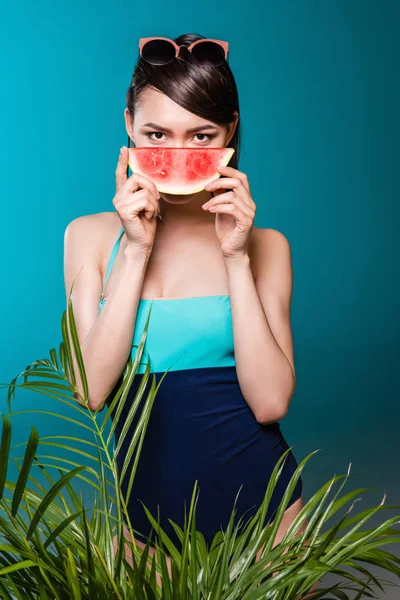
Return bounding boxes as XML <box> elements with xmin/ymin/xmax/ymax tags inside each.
<box><xmin>100</xmin><ymin>227</ymin><xmax>303</xmax><ymax>549</ymax></box>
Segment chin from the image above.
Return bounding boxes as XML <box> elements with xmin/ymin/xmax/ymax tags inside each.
<box><xmin>160</xmin><ymin>191</ymin><xmax>199</xmax><ymax>203</ymax></box>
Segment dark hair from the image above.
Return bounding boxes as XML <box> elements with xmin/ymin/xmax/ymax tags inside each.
<box><xmin>125</xmin><ymin>32</ymin><xmax>241</xmax><ymax>169</ymax></box>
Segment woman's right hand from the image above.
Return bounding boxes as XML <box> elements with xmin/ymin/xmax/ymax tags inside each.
<box><xmin>113</xmin><ymin>146</ymin><xmax>160</xmax><ymax>255</ymax></box>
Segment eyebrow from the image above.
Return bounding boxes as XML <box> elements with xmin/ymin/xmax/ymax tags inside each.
<box><xmin>141</xmin><ymin>122</ymin><xmax>219</xmax><ymax>134</ymax></box>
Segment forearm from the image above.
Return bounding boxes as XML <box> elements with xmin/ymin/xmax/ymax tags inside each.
<box><xmin>225</xmin><ymin>253</ymin><xmax>295</xmax><ymax>424</ymax></box>
<box><xmin>70</xmin><ymin>247</ymin><xmax>151</xmax><ymax>411</ymax></box>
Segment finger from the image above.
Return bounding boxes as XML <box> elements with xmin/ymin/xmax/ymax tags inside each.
<box><xmin>122</xmin><ymin>170</ymin><xmax>160</xmax><ymax>201</ymax></box>
<box><xmin>216</xmin><ymin>165</ymin><xmax>251</xmax><ymax>193</ymax></box>
<box><xmin>205</xmin><ymin>176</ymin><xmax>245</xmax><ymax>193</ymax></box>
<box><xmin>203</xmin><ymin>191</ymin><xmax>255</xmax><ymax>218</ymax></box>
<box><xmin>117</xmin><ymin>186</ymin><xmax>159</xmax><ymax>217</ymax></box>
<box><xmin>118</xmin><ymin>189</ymin><xmax>159</xmax><ymax>221</ymax></box>
<box><xmin>205</xmin><ymin>177</ymin><xmax>254</xmax><ymax>209</ymax></box>
<box><xmin>115</xmin><ymin>146</ymin><xmax>128</xmax><ymax>193</ymax></box>
<box><xmin>205</xmin><ymin>201</ymin><xmax>254</xmax><ymax>225</ymax></box>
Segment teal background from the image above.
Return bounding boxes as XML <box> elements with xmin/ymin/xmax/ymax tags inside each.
<box><xmin>1</xmin><ymin>0</ymin><xmax>399</xmax><ymax>592</ymax></box>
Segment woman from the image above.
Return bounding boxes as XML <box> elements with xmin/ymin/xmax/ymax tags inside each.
<box><xmin>64</xmin><ymin>32</ymin><xmax>306</xmax><ymax>580</ymax></box>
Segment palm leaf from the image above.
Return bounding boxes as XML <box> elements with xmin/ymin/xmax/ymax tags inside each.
<box><xmin>1</xmin><ymin>293</ymin><xmax>400</xmax><ymax>598</ymax></box>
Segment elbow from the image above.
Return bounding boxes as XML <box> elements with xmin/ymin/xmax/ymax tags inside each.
<box><xmin>254</xmin><ymin>399</ymin><xmax>290</xmax><ymax>425</ymax></box>
<box><xmin>73</xmin><ymin>374</ymin><xmax>121</xmax><ymax>412</ymax></box>
<box><xmin>73</xmin><ymin>389</ymin><xmax>104</xmax><ymax>413</ymax></box>
<box><xmin>255</xmin><ymin>378</ymin><xmax>296</xmax><ymax>424</ymax></box>
<box><xmin>87</xmin><ymin>382</ymin><xmax>120</xmax><ymax>412</ymax></box>
<box><xmin>87</xmin><ymin>395</ymin><xmax>106</xmax><ymax>412</ymax></box>
<box><xmin>86</xmin><ymin>400</ymin><xmax>105</xmax><ymax>413</ymax></box>
<box><xmin>73</xmin><ymin>391</ymin><xmax>91</xmax><ymax>411</ymax></box>
<box><xmin>88</xmin><ymin>383</ymin><xmax>117</xmax><ymax>412</ymax></box>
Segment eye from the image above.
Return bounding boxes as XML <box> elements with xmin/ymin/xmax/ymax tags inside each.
<box><xmin>146</xmin><ymin>131</ymin><xmax>166</xmax><ymax>141</ymax></box>
<box><xmin>193</xmin><ymin>133</ymin><xmax>214</xmax><ymax>142</ymax></box>
<box><xmin>145</xmin><ymin>131</ymin><xmax>215</xmax><ymax>143</ymax></box>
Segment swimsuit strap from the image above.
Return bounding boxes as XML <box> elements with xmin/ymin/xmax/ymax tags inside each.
<box><xmin>101</xmin><ymin>226</ymin><xmax>125</xmax><ymax>296</ymax></box>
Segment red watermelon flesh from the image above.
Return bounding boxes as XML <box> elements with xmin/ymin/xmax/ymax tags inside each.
<box><xmin>128</xmin><ymin>147</ymin><xmax>235</xmax><ymax>195</ymax></box>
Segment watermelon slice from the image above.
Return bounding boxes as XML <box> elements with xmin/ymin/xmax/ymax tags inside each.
<box><xmin>128</xmin><ymin>147</ymin><xmax>235</xmax><ymax>195</ymax></box>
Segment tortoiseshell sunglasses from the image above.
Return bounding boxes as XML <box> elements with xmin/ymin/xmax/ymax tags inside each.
<box><xmin>138</xmin><ymin>37</ymin><xmax>229</xmax><ymax>67</ymax></box>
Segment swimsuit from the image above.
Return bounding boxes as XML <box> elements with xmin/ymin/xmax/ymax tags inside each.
<box><xmin>99</xmin><ymin>226</ymin><xmax>303</xmax><ymax>549</ymax></box>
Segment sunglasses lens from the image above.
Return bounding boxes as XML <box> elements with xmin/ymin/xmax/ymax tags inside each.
<box><xmin>142</xmin><ymin>39</ymin><xmax>175</xmax><ymax>65</ymax></box>
<box><xmin>192</xmin><ymin>41</ymin><xmax>226</xmax><ymax>66</ymax></box>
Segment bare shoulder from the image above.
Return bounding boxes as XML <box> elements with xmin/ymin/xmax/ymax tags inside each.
<box><xmin>64</xmin><ymin>211</ymin><xmax>121</xmax><ymax>263</ymax></box>
<box><xmin>63</xmin><ymin>211</ymin><xmax>122</xmax><ymax>318</ymax></box>
<box><xmin>249</xmin><ymin>226</ymin><xmax>292</xmax><ymax>282</ymax></box>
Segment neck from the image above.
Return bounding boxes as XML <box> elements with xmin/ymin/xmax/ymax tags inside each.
<box><xmin>157</xmin><ymin>189</ymin><xmax>216</xmax><ymax>226</ymax></box>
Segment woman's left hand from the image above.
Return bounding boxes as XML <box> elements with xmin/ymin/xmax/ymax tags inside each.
<box><xmin>202</xmin><ymin>165</ymin><xmax>256</xmax><ymax>260</ymax></box>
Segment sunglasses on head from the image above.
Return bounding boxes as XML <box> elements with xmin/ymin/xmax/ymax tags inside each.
<box><xmin>138</xmin><ymin>37</ymin><xmax>229</xmax><ymax>67</ymax></box>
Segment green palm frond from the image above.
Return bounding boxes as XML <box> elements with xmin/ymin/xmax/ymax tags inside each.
<box><xmin>0</xmin><ymin>287</ymin><xmax>399</xmax><ymax>598</ymax></box>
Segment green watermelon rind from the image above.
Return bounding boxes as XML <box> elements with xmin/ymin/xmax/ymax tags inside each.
<box><xmin>128</xmin><ymin>147</ymin><xmax>235</xmax><ymax>195</ymax></box>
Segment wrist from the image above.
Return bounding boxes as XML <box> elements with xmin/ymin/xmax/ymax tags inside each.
<box><xmin>223</xmin><ymin>252</ymin><xmax>250</xmax><ymax>268</ymax></box>
<box><xmin>123</xmin><ymin>244</ymin><xmax>152</xmax><ymax>263</ymax></box>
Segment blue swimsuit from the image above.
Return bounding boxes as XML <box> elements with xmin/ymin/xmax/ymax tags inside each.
<box><xmin>99</xmin><ymin>226</ymin><xmax>303</xmax><ymax>549</ymax></box>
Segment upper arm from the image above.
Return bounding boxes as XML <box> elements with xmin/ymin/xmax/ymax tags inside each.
<box><xmin>63</xmin><ymin>215</ymin><xmax>104</xmax><ymax>346</ymax></box>
<box><xmin>254</xmin><ymin>228</ymin><xmax>296</xmax><ymax>383</ymax></box>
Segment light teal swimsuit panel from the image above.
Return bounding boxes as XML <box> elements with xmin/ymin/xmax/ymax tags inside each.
<box><xmin>98</xmin><ymin>227</ymin><xmax>235</xmax><ymax>374</ymax></box>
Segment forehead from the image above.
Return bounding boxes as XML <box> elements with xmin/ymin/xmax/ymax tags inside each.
<box><xmin>135</xmin><ymin>86</ymin><xmax>220</xmax><ymax>130</ymax></box>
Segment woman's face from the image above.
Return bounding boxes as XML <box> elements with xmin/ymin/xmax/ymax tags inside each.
<box><xmin>124</xmin><ymin>86</ymin><xmax>237</xmax><ymax>203</ymax></box>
